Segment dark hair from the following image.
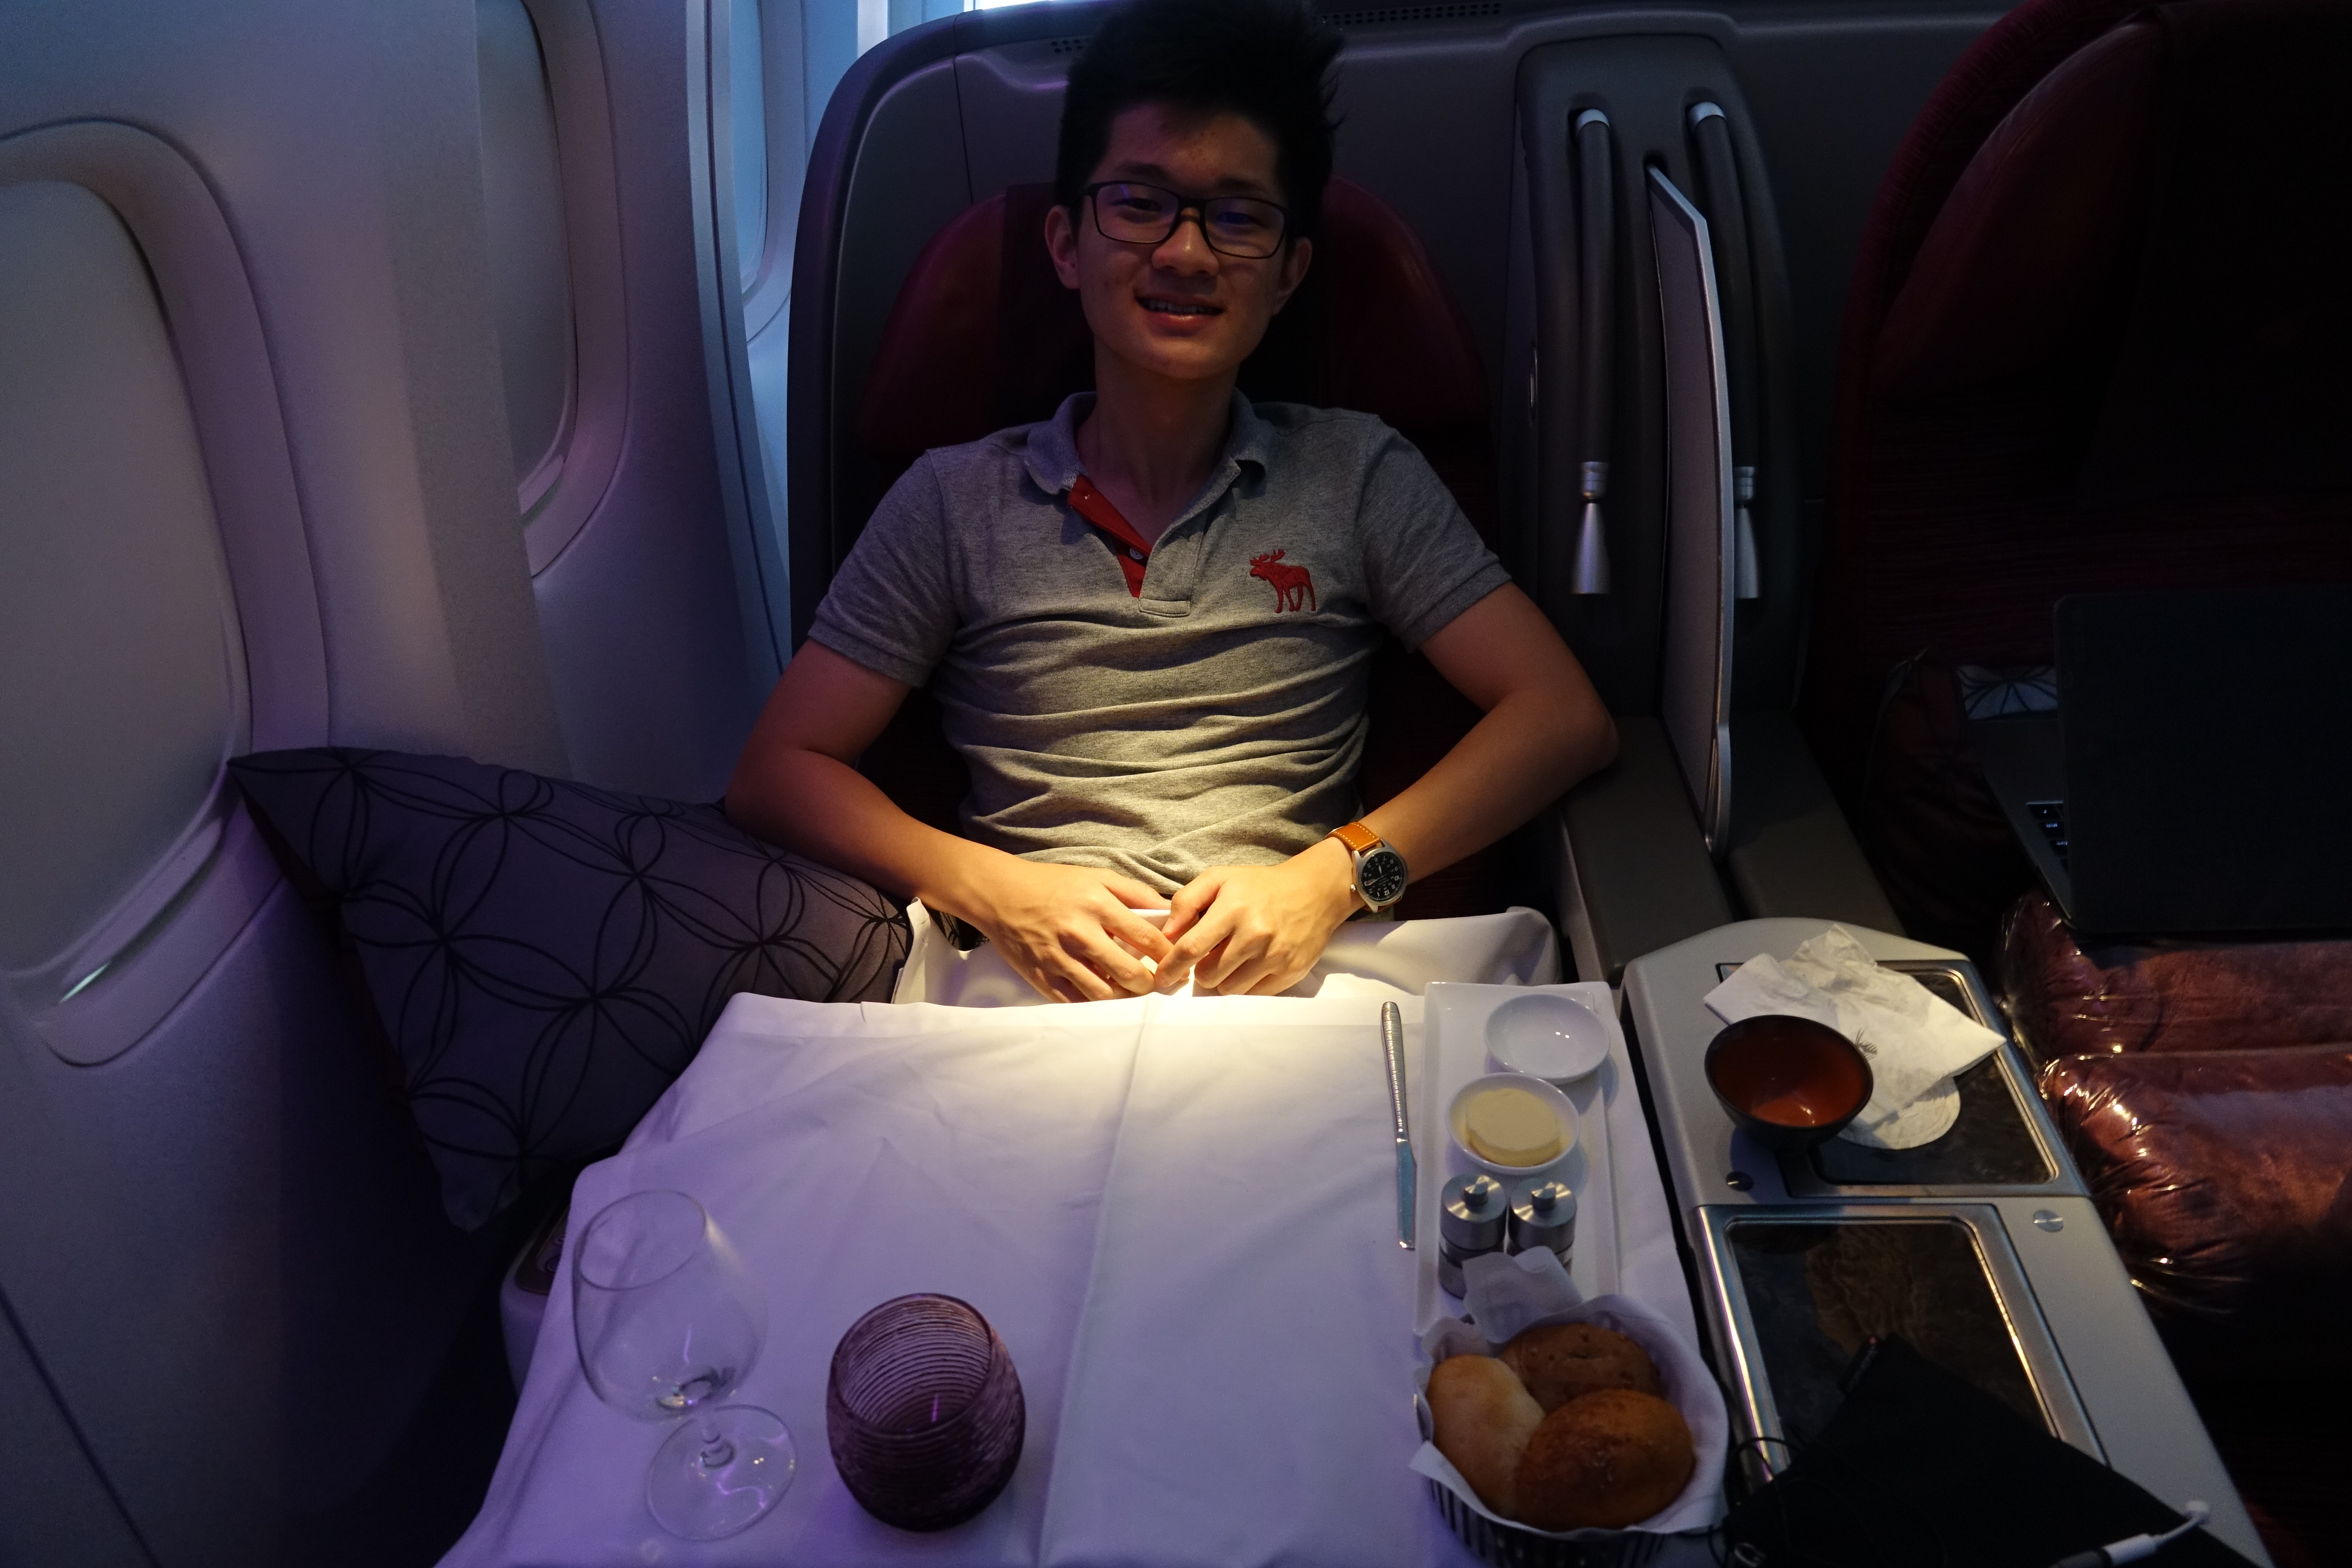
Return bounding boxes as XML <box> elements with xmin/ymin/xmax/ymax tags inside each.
<box><xmin>1054</xmin><ymin>0</ymin><xmax>1342</xmax><ymax>238</ymax></box>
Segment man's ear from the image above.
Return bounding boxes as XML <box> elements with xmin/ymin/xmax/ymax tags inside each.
<box><xmin>1269</xmin><ymin>235</ymin><xmax>1313</xmax><ymax>316</ymax></box>
<box><xmin>1045</xmin><ymin>202</ymin><xmax>1082</xmax><ymax>290</ymax></box>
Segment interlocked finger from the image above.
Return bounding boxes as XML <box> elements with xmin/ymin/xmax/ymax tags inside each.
<box><xmin>1071</xmin><ymin>920</ymin><xmax>1156</xmax><ymax>995</ymax></box>
<box><xmin>1044</xmin><ymin>947</ymin><xmax>1119</xmax><ymax>1002</ymax></box>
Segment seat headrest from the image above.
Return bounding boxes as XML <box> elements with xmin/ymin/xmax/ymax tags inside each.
<box><xmin>1870</xmin><ymin>17</ymin><xmax>2166</xmax><ymax>401</ymax></box>
<box><xmin>856</xmin><ymin>175</ymin><xmax>1488</xmax><ymax>465</ymax></box>
<box><xmin>1872</xmin><ymin>0</ymin><xmax>2352</xmax><ymax>504</ymax></box>
<box><xmin>2075</xmin><ymin>0</ymin><xmax>2352</xmax><ymax>507</ymax></box>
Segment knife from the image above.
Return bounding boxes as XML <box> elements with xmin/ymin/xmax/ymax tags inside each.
<box><xmin>1382</xmin><ymin>1001</ymin><xmax>1415</xmax><ymax>1250</ymax></box>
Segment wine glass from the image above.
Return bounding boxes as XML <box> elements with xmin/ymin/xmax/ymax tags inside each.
<box><xmin>572</xmin><ymin>1189</ymin><xmax>795</xmax><ymax>1540</ymax></box>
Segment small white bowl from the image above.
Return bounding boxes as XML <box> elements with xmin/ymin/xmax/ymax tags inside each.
<box><xmin>1485</xmin><ymin>992</ymin><xmax>1610</xmax><ymax>1083</ymax></box>
<box><xmin>1447</xmin><ymin>1072</ymin><xmax>1579</xmax><ymax>1175</ymax></box>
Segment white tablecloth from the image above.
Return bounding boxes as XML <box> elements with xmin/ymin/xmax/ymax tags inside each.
<box><xmin>895</xmin><ymin>903</ymin><xmax>1564</xmax><ymax>1007</ymax></box>
<box><xmin>443</xmin><ymin>986</ymin><xmax>1703</xmax><ymax>1567</ymax></box>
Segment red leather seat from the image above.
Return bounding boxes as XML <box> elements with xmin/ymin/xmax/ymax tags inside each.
<box><xmin>849</xmin><ymin>177</ymin><xmax>1512</xmax><ymax>919</ymax></box>
<box><xmin>1798</xmin><ymin>0</ymin><xmax>2352</xmax><ymax>958</ymax></box>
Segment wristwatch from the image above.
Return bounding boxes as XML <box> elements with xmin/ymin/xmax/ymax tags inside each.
<box><xmin>1329</xmin><ymin>821</ymin><xmax>1410</xmax><ymax>912</ymax></box>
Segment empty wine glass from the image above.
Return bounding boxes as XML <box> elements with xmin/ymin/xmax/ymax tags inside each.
<box><xmin>573</xmin><ymin>1189</ymin><xmax>794</xmax><ymax>1540</ymax></box>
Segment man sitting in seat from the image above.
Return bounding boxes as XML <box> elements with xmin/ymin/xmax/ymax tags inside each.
<box><xmin>728</xmin><ymin>0</ymin><xmax>1615</xmax><ymax>1001</ymax></box>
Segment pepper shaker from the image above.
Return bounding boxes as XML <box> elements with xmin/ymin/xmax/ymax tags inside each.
<box><xmin>1437</xmin><ymin>1173</ymin><xmax>1509</xmax><ymax>1296</ymax></box>
<box><xmin>1509</xmin><ymin>1178</ymin><xmax>1576</xmax><ymax>1261</ymax></box>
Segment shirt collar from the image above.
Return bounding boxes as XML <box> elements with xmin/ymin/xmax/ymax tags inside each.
<box><xmin>1022</xmin><ymin>388</ymin><xmax>1272</xmax><ymax>501</ymax></box>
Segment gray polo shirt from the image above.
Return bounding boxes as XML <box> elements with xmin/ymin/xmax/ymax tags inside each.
<box><xmin>808</xmin><ymin>391</ymin><xmax>1511</xmax><ymax>896</ymax></box>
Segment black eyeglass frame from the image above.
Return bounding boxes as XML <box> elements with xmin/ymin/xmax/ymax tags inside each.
<box><xmin>1081</xmin><ymin>181</ymin><xmax>1296</xmax><ymax>259</ymax></box>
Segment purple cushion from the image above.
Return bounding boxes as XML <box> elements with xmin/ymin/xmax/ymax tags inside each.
<box><xmin>231</xmin><ymin>748</ymin><xmax>909</xmax><ymax>1228</ymax></box>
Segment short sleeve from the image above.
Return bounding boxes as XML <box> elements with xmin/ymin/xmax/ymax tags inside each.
<box><xmin>806</xmin><ymin>456</ymin><xmax>958</xmax><ymax>687</ymax></box>
<box><xmin>1357</xmin><ymin>433</ymin><xmax>1512</xmax><ymax>650</ymax></box>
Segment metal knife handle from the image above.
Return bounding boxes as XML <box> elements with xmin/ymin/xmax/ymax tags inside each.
<box><xmin>1382</xmin><ymin>1001</ymin><xmax>1410</xmax><ymax>1142</ymax></box>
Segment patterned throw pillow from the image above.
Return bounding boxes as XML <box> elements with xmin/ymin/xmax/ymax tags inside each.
<box><xmin>230</xmin><ymin>748</ymin><xmax>910</xmax><ymax>1229</ymax></box>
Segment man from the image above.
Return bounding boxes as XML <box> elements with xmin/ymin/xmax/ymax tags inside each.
<box><xmin>727</xmin><ymin>0</ymin><xmax>1615</xmax><ymax>1001</ymax></box>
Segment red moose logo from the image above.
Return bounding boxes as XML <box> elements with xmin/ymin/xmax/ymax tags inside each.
<box><xmin>1249</xmin><ymin>549</ymin><xmax>1317</xmax><ymax>612</ymax></box>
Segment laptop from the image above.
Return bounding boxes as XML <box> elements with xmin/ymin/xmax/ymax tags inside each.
<box><xmin>1975</xmin><ymin>586</ymin><xmax>2352</xmax><ymax>936</ymax></box>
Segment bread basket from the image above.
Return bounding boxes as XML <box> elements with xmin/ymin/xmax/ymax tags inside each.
<box><xmin>1425</xmin><ymin>1480</ymin><xmax>1677</xmax><ymax>1568</ymax></box>
<box><xmin>1411</xmin><ymin>1293</ymin><xmax>1728</xmax><ymax>1566</ymax></box>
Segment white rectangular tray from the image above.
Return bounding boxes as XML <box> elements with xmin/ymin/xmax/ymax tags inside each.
<box><xmin>1414</xmin><ymin>981</ymin><xmax>1624</xmax><ymax>1332</ymax></box>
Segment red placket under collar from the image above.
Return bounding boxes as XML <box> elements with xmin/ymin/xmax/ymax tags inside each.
<box><xmin>1067</xmin><ymin>475</ymin><xmax>1153</xmax><ymax>598</ymax></box>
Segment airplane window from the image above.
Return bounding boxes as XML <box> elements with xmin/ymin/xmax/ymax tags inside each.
<box><xmin>476</xmin><ymin>0</ymin><xmax>579</xmax><ymax>516</ymax></box>
<box><xmin>741</xmin><ymin>0</ymin><xmax>970</xmax><ymax>312</ymax></box>
<box><xmin>733</xmin><ymin>0</ymin><xmax>769</xmax><ymax>290</ymax></box>
<box><xmin>0</xmin><ymin>181</ymin><xmax>241</xmax><ymax>981</ymax></box>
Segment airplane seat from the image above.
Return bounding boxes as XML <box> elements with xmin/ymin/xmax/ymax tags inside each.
<box><xmin>1800</xmin><ymin>0</ymin><xmax>2352</xmax><ymax>961</ymax></box>
<box><xmin>849</xmin><ymin>175</ymin><xmax>1512</xmax><ymax>920</ymax></box>
<box><xmin>1800</xmin><ymin>4</ymin><xmax>2352</xmax><ymax>1558</ymax></box>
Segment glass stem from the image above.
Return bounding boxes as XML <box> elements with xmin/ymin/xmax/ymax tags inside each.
<box><xmin>696</xmin><ymin>1418</ymin><xmax>735</xmax><ymax>1470</ymax></box>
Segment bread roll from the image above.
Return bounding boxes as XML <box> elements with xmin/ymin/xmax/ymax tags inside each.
<box><xmin>1499</xmin><ymin>1322</ymin><xmax>1663</xmax><ymax>1413</ymax></box>
<box><xmin>1426</xmin><ymin>1353</ymin><xmax>1545</xmax><ymax>1519</ymax></box>
<box><xmin>1514</xmin><ymin>1388</ymin><xmax>1696</xmax><ymax>1531</ymax></box>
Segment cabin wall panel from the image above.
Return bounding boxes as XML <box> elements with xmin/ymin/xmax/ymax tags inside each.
<box><xmin>0</xmin><ymin>887</ymin><xmax>486</xmax><ymax>1564</ymax></box>
<box><xmin>479</xmin><ymin>0</ymin><xmax>583</xmax><ymax>501</ymax></box>
<box><xmin>0</xmin><ymin>0</ymin><xmax>567</xmax><ymax>776</ymax></box>
<box><xmin>358</xmin><ymin>0</ymin><xmax>574</xmax><ymax>776</ymax></box>
<box><xmin>0</xmin><ymin>3</ymin><xmax>604</xmax><ymax>1561</ymax></box>
<box><xmin>0</xmin><ymin>1297</ymin><xmax>149</xmax><ymax>1567</ymax></box>
<box><xmin>524</xmin><ymin>0</ymin><xmax>760</xmax><ymax>801</ymax></box>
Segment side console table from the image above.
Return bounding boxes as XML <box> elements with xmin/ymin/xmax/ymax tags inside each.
<box><xmin>1621</xmin><ymin>919</ymin><xmax>2268</xmax><ymax>1565</ymax></box>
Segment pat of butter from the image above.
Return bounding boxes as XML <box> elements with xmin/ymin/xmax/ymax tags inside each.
<box><xmin>1463</xmin><ymin>1086</ymin><xmax>1563</xmax><ymax>1166</ymax></box>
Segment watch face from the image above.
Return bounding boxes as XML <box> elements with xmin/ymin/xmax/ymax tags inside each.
<box><xmin>1358</xmin><ymin>846</ymin><xmax>1408</xmax><ymax>907</ymax></box>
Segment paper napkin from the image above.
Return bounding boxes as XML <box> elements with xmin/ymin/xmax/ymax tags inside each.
<box><xmin>1705</xmin><ymin>925</ymin><xmax>2002</xmax><ymax>1149</ymax></box>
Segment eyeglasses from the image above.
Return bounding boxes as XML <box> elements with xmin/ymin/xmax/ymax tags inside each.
<box><xmin>1083</xmin><ymin>181</ymin><xmax>1292</xmax><ymax>259</ymax></box>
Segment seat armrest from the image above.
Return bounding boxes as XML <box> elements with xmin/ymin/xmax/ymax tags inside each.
<box><xmin>1551</xmin><ymin>716</ymin><xmax>1733</xmax><ymax>983</ymax></box>
<box><xmin>1724</xmin><ymin>710</ymin><xmax>1902</xmax><ymax>931</ymax></box>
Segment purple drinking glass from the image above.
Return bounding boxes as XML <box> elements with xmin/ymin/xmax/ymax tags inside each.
<box><xmin>825</xmin><ymin>1293</ymin><xmax>1025</xmax><ymax>1530</ymax></box>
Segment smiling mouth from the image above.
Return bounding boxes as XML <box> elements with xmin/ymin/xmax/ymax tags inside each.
<box><xmin>1140</xmin><ymin>299</ymin><xmax>1220</xmax><ymax>316</ymax></box>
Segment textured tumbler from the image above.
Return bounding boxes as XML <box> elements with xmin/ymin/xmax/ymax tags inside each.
<box><xmin>825</xmin><ymin>1293</ymin><xmax>1025</xmax><ymax>1530</ymax></box>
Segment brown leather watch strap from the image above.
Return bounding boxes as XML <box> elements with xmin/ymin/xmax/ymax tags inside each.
<box><xmin>1328</xmin><ymin>820</ymin><xmax>1383</xmax><ymax>855</ymax></box>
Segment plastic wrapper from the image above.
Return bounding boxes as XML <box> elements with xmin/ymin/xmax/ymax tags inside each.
<box><xmin>1999</xmin><ymin>891</ymin><xmax>2352</xmax><ymax>1063</ymax></box>
<box><xmin>2040</xmin><ymin>1047</ymin><xmax>2352</xmax><ymax>1368</ymax></box>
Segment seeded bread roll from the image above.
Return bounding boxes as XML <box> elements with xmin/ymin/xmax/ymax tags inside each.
<box><xmin>1514</xmin><ymin>1388</ymin><xmax>1695</xmax><ymax>1531</ymax></box>
<box><xmin>1426</xmin><ymin>1353</ymin><xmax>1546</xmax><ymax>1520</ymax></box>
<box><xmin>1500</xmin><ymin>1322</ymin><xmax>1663</xmax><ymax>1413</ymax></box>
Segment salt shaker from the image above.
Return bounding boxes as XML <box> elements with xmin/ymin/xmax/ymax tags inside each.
<box><xmin>1437</xmin><ymin>1173</ymin><xmax>1509</xmax><ymax>1296</ymax></box>
<box><xmin>1508</xmin><ymin>1178</ymin><xmax>1576</xmax><ymax>1261</ymax></box>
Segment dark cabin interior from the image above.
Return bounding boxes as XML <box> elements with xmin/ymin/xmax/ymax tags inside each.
<box><xmin>2</xmin><ymin>0</ymin><xmax>2347</xmax><ymax>1563</ymax></box>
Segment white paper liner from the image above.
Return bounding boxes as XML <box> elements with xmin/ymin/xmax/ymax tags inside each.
<box><xmin>1410</xmin><ymin>1249</ymin><xmax>1728</xmax><ymax>1539</ymax></box>
<box><xmin>1702</xmin><ymin>924</ymin><xmax>2002</xmax><ymax>1150</ymax></box>
<box><xmin>1844</xmin><ymin>1071</ymin><xmax>1961</xmax><ymax>1148</ymax></box>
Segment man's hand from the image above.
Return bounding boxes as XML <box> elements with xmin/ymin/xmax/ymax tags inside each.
<box><xmin>1157</xmin><ymin>837</ymin><xmax>1359</xmax><ymax>996</ymax></box>
<box><xmin>728</xmin><ymin>643</ymin><xmax>1175</xmax><ymax>1005</ymax></box>
<box><xmin>959</xmin><ymin>859</ymin><xmax>1174</xmax><ymax>1004</ymax></box>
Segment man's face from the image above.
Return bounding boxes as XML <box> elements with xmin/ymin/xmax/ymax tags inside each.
<box><xmin>1046</xmin><ymin>103</ymin><xmax>1314</xmax><ymax>387</ymax></box>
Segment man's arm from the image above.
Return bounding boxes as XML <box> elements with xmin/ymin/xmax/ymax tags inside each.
<box><xmin>1157</xmin><ymin>583</ymin><xmax>1615</xmax><ymax>993</ymax></box>
<box><xmin>726</xmin><ymin>642</ymin><xmax>1172</xmax><ymax>1002</ymax></box>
